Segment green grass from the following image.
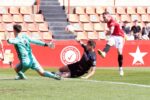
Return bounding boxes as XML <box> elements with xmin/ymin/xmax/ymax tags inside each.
<box><xmin>0</xmin><ymin>68</ymin><xmax>150</xmax><ymax>100</ymax></box>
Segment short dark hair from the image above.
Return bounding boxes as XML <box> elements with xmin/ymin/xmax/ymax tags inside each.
<box><xmin>13</xmin><ymin>24</ymin><xmax>22</xmax><ymax>33</ymax></box>
<box><xmin>102</xmin><ymin>11</ymin><xmax>110</xmax><ymax>15</ymax></box>
<box><xmin>87</xmin><ymin>40</ymin><xmax>96</xmax><ymax>49</ymax></box>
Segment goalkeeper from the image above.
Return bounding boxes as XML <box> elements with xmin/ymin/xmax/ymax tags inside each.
<box><xmin>7</xmin><ymin>24</ymin><xmax>61</xmax><ymax>80</ymax></box>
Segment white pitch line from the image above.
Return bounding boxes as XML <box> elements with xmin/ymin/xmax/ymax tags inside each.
<box><xmin>64</xmin><ymin>78</ymin><xmax>150</xmax><ymax>88</ymax></box>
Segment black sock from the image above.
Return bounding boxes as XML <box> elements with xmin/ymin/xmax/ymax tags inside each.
<box><xmin>118</xmin><ymin>54</ymin><xmax>123</xmax><ymax>67</ymax></box>
<box><xmin>103</xmin><ymin>44</ymin><xmax>111</xmax><ymax>53</ymax></box>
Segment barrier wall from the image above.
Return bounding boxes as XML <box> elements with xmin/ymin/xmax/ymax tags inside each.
<box><xmin>1</xmin><ymin>40</ymin><xmax>150</xmax><ymax>68</ymax></box>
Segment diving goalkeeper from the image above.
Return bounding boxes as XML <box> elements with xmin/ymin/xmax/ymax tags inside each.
<box><xmin>7</xmin><ymin>24</ymin><xmax>61</xmax><ymax>80</ymax></box>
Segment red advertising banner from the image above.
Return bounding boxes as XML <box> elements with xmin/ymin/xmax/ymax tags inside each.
<box><xmin>1</xmin><ymin>40</ymin><xmax>150</xmax><ymax>68</ymax></box>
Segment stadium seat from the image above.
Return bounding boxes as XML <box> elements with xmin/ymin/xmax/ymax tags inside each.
<box><xmin>27</xmin><ymin>23</ymin><xmax>38</xmax><ymax>32</ymax></box>
<box><xmin>141</xmin><ymin>14</ymin><xmax>150</xmax><ymax>22</ymax></box>
<box><xmin>38</xmin><ymin>23</ymin><xmax>49</xmax><ymax>31</ymax></box>
<box><xmin>86</xmin><ymin>7</ymin><xmax>96</xmax><ymax>15</ymax></box>
<box><xmin>87</xmin><ymin>32</ymin><xmax>99</xmax><ymax>39</ymax></box>
<box><xmin>137</xmin><ymin>7</ymin><xmax>146</xmax><ymax>14</ymax></box>
<box><xmin>106</xmin><ymin>7</ymin><xmax>116</xmax><ymax>14</ymax></box>
<box><xmin>127</xmin><ymin>7</ymin><xmax>136</xmax><ymax>14</ymax></box>
<box><xmin>30</xmin><ymin>32</ymin><xmax>42</xmax><ymax>40</ymax></box>
<box><xmin>5</xmin><ymin>24</ymin><xmax>13</xmax><ymax>31</ymax></box>
<box><xmin>79</xmin><ymin>14</ymin><xmax>89</xmax><ymax>23</ymax></box>
<box><xmin>13</xmin><ymin>14</ymin><xmax>23</xmax><ymax>23</ymax></box>
<box><xmin>24</xmin><ymin>15</ymin><xmax>34</xmax><ymax>22</ymax></box>
<box><xmin>10</xmin><ymin>7</ymin><xmax>19</xmax><ymax>14</ymax></box>
<box><xmin>89</xmin><ymin>14</ymin><xmax>100</xmax><ymax>23</ymax></box>
<box><xmin>42</xmin><ymin>31</ymin><xmax>52</xmax><ymax>40</ymax></box>
<box><xmin>116</xmin><ymin>7</ymin><xmax>126</xmax><ymax>14</ymax></box>
<box><xmin>2</xmin><ymin>14</ymin><xmax>13</xmax><ymax>22</ymax></box>
<box><xmin>0</xmin><ymin>32</ymin><xmax>6</xmax><ymax>40</ymax></box>
<box><xmin>121</xmin><ymin>15</ymin><xmax>131</xmax><ymax>22</ymax></box>
<box><xmin>131</xmin><ymin>15</ymin><xmax>141</xmax><ymax>22</ymax></box>
<box><xmin>72</xmin><ymin>23</ymin><xmax>83</xmax><ymax>32</ymax></box>
<box><xmin>83</xmin><ymin>23</ymin><xmax>94</xmax><ymax>32</ymax></box>
<box><xmin>6</xmin><ymin>32</ymin><xmax>15</xmax><ymax>39</ymax></box>
<box><xmin>76</xmin><ymin>32</ymin><xmax>88</xmax><ymax>40</ymax></box>
<box><xmin>68</xmin><ymin>14</ymin><xmax>79</xmax><ymax>23</ymax></box>
<box><xmin>34</xmin><ymin>14</ymin><xmax>44</xmax><ymax>23</ymax></box>
<box><xmin>20</xmin><ymin>6</ymin><xmax>32</xmax><ymax>14</ymax></box>
<box><xmin>94</xmin><ymin>23</ymin><xmax>106</xmax><ymax>31</ymax></box>
<box><xmin>99</xmin><ymin>32</ymin><xmax>106</xmax><ymax>39</ymax></box>
<box><xmin>0</xmin><ymin>24</ymin><xmax>5</xmax><ymax>31</ymax></box>
<box><xmin>96</xmin><ymin>7</ymin><xmax>105</xmax><ymax>14</ymax></box>
<box><xmin>75</xmin><ymin>7</ymin><xmax>85</xmax><ymax>14</ymax></box>
<box><xmin>0</xmin><ymin>7</ymin><xmax>8</xmax><ymax>14</ymax></box>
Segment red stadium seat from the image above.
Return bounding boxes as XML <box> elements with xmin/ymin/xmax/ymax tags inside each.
<box><xmin>131</xmin><ymin>15</ymin><xmax>141</xmax><ymax>22</ymax></box>
<box><xmin>86</xmin><ymin>7</ymin><xmax>96</xmax><ymax>15</ymax></box>
<box><xmin>27</xmin><ymin>23</ymin><xmax>38</xmax><ymax>32</ymax></box>
<box><xmin>68</xmin><ymin>14</ymin><xmax>79</xmax><ymax>23</ymax></box>
<box><xmin>18</xmin><ymin>23</ymin><xmax>28</xmax><ymax>31</ymax></box>
<box><xmin>76</xmin><ymin>32</ymin><xmax>88</xmax><ymax>40</ymax></box>
<box><xmin>79</xmin><ymin>14</ymin><xmax>89</xmax><ymax>23</ymax></box>
<box><xmin>121</xmin><ymin>14</ymin><xmax>131</xmax><ymax>22</ymax></box>
<box><xmin>83</xmin><ymin>23</ymin><xmax>94</xmax><ymax>32</ymax></box>
<box><xmin>34</xmin><ymin>14</ymin><xmax>44</xmax><ymax>23</ymax></box>
<box><xmin>13</xmin><ymin>14</ymin><xmax>23</xmax><ymax>23</ymax></box>
<box><xmin>42</xmin><ymin>31</ymin><xmax>52</xmax><ymax>40</ymax></box>
<box><xmin>96</xmin><ymin>7</ymin><xmax>105</xmax><ymax>14</ymax></box>
<box><xmin>137</xmin><ymin>7</ymin><xmax>146</xmax><ymax>14</ymax></box>
<box><xmin>38</xmin><ymin>23</ymin><xmax>49</xmax><ymax>31</ymax></box>
<box><xmin>5</xmin><ymin>24</ymin><xmax>13</xmax><ymax>31</ymax></box>
<box><xmin>94</xmin><ymin>23</ymin><xmax>106</xmax><ymax>32</ymax></box>
<box><xmin>87</xmin><ymin>32</ymin><xmax>99</xmax><ymax>39</ymax></box>
<box><xmin>24</xmin><ymin>15</ymin><xmax>34</xmax><ymax>23</ymax></box>
<box><xmin>10</xmin><ymin>7</ymin><xmax>19</xmax><ymax>14</ymax></box>
<box><xmin>2</xmin><ymin>14</ymin><xmax>13</xmax><ymax>22</ymax></box>
<box><xmin>0</xmin><ymin>24</ymin><xmax>5</xmax><ymax>32</ymax></box>
<box><xmin>20</xmin><ymin>6</ymin><xmax>32</xmax><ymax>14</ymax></box>
<box><xmin>141</xmin><ymin>14</ymin><xmax>150</xmax><ymax>22</ymax></box>
<box><xmin>99</xmin><ymin>32</ymin><xmax>106</xmax><ymax>40</ymax></box>
<box><xmin>127</xmin><ymin>7</ymin><xmax>136</xmax><ymax>14</ymax></box>
<box><xmin>116</xmin><ymin>7</ymin><xmax>126</xmax><ymax>14</ymax></box>
<box><xmin>75</xmin><ymin>7</ymin><xmax>85</xmax><ymax>14</ymax></box>
<box><xmin>30</xmin><ymin>32</ymin><xmax>42</xmax><ymax>40</ymax></box>
<box><xmin>89</xmin><ymin>14</ymin><xmax>100</xmax><ymax>23</ymax></box>
<box><xmin>106</xmin><ymin>7</ymin><xmax>116</xmax><ymax>14</ymax></box>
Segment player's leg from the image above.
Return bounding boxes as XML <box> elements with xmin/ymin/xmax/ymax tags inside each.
<box><xmin>98</xmin><ymin>36</ymin><xmax>115</xmax><ymax>58</ymax></box>
<box><xmin>15</xmin><ymin>63</ymin><xmax>28</xmax><ymax>80</ymax></box>
<box><xmin>58</xmin><ymin>66</ymin><xmax>71</xmax><ymax>78</ymax></box>
<box><xmin>116</xmin><ymin>37</ymin><xmax>124</xmax><ymax>76</ymax></box>
<box><xmin>31</xmin><ymin>56</ymin><xmax>61</xmax><ymax>80</ymax></box>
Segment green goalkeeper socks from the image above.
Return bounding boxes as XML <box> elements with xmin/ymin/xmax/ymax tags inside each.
<box><xmin>44</xmin><ymin>71</ymin><xmax>61</xmax><ymax>80</ymax></box>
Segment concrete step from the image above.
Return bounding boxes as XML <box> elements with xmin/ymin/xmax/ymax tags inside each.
<box><xmin>50</xmin><ymin>26</ymin><xmax>66</xmax><ymax>30</ymax></box>
<box><xmin>53</xmin><ymin>34</ymin><xmax>76</xmax><ymax>39</ymax></box>
<box><xmin>41</xmin><ymin>2</ymin><xmax>60</xmax><ymax>5</ymax></box>
<box><xmin>48</xmin><ymin>22</ymin><xmax>68</xmax><ymax>26</ymax></box>
<box><xmin>43</xmin><ymin>13</ymin><xmax>66</xmax><ymax>17</ymax></box>
<box><xmin>45</xmin><ymin>18</ymin><xmax>67</xmax><ymax>22</ymax></box>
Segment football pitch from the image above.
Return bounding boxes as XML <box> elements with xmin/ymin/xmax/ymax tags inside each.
<box><xmin>0</xmin><ymin>68</ymin><xmax>150</xmax><ymax>100</ymax></box>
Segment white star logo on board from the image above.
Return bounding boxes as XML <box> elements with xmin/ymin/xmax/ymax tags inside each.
<box><xmin>129</xmin><ymin>46</ymin><xmax>148</xmax><ymax>65</ymax></box>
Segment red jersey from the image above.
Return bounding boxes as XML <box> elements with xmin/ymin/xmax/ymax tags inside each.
<box><xmin>107</xmin><ymin>18</ymin><xmax>124</xmax><ymax>37</ymax></box>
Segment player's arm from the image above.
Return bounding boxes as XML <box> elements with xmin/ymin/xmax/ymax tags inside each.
<box><xmin>7</xmin><ymin>38</ymin><xmax>19</xmax><ymax>44</ymax></box>
<box><xmin>76</xmin><ymin>39</ymin><xmax>87</xmax><ymax>50</ymax></box>
<box><xmin>25</xmin><ymin>35</ymin><xmax>54</xmax><ymax>48</ymax></box>
<box><xmin>81</xmin><ymin>67</ymin><xmax>96</xmax><ymax>79</ymax></box>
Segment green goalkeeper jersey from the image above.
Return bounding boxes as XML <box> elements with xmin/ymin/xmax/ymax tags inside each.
<box><xmin>8</xmin><ymin>33</ymin><xmax>46</xmax><ymax>61</ymax></box>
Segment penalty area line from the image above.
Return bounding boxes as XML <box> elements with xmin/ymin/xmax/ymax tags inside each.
<box><xmin>64</xmin><ymin>78</ymin><xmax>150</xmax><ymax>88</ymax></box>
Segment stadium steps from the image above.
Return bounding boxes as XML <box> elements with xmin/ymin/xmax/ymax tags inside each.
<box><xmin>40</xmin><ymin>0</ymin><xmax>75</xmax><ymax>39</ymax></box>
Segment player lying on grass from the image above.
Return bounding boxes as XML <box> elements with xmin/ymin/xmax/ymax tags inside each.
<box><xmin>7</xmin><ymin>24</ymin><xmax>61</xmax><ymax>80</ymax></box>
<box><xmin>55</xmin><ymin>40</ymin><xmax>96</xmax><ymax>79</ymax></box>
<box><xmin>97</xmin><ymin>11</ymin><xmax>125</xmax><ymax>76</ymax></box>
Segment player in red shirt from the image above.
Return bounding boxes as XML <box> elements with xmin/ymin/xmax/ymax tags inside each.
<box><xmin>98</xmin><ymin>11</ymin><xmax>125</xmax><ymax>76</ymax></box>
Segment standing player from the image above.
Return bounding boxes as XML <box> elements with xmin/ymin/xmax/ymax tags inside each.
<box><xmin>56</xmin><ymin>40</ymin><xmax>96</xmax><ymax>79</ymax></box>
<box><xmin>98</xmin><ymin>11</ymin><xmax>125</xmax><ymax>76</ymax></box>
<box><xmin>7</xmin><ymin>24</ymin><xmax>61</xmax><ymax>80</ymax></box>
